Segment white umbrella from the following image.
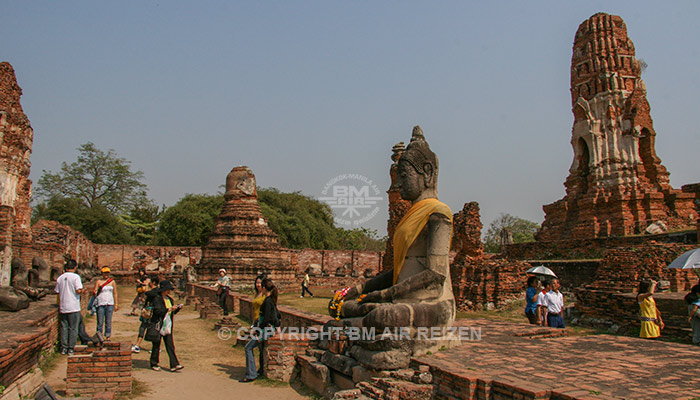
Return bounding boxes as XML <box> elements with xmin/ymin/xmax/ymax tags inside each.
<box><xmin>666</xmin><ymin>248</ymin><xmax>700</xmax><ymax>277</ymax></box>
<box><xmin>526</xmin><ymin>265</ymin><xmax>557</xmax><ymax>278</ymax></box>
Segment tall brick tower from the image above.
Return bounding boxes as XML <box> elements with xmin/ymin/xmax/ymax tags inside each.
<box><xmin>538</xmin><ymin>13</ymin><xmax>696</xmax><ymax>240</ymax></box>
<box><xmin>0</xmin><ymin>62</ymin><xmax>34</xmax><ymax>286</ymax></box>
<box><xmin>199</xmin><ymin>166</ymin><xmax>294</xmax><ymax>283</ymax></box>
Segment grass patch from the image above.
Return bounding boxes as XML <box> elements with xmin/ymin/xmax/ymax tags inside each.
<box><xmin>277</xmin><ymin>286</ymin><xmax>335</xmax><ymax>316</ymax></box>
<box><xmin>38</xmin><ymin>348</ymin><xmax>61</xmax><ymax>376</ymax></box>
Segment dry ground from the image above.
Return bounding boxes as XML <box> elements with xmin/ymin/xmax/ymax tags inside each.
<box><xmin>45</xmin><ymin>285</ymin><xmax>312</xmax><ymax>399</ymax></box>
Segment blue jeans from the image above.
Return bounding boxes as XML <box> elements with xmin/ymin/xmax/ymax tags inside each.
<box><xmin>59</xmin><ymin>312</ymin><xmax>81</xmax><ymax>352</ymax></box>
<box><xmin>96</xmin><ymin>305</ymin><xmax>115</xmax><ymax>338</ymax></box>
<box><xmin>245</xmin><ymin>337</ymin><xmax>260</xmax><ymax>379</ymax></box>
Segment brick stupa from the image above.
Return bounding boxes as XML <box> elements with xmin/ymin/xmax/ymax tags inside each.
<box><xmin>198</xmin><ymin>166</ymin><xmax>294</xmax><ymax>283</ymax></box>
<box><xmin>538</xmin><ymin>13</ymin><xmax>696</xmax><ymax>240</ymax></box>
<box><xmin>0</xmin><ymin>62</ymin><xmax>34</xmax><ymax>286</ymax></box>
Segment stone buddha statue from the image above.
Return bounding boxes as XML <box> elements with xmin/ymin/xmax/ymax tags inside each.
<box><xmin>330</xmin><ymin>126</ymin><xmax>455</xmax><ymax>333</ymax></box>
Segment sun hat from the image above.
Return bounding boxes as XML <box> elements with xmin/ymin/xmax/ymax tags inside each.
<box><xmin>159</xmin><ymin>280</ymin><xmax>175</xmax><ymax>291</ymax></box>
<box><xmin>218</xmin><ymin>268</ymin><xmax>226</xmax><ymax>274</ymax></box>
<box><xmin>101</xmin><ymin>267</ymin><xmax>111</xmax><ymax>273</ymax></box>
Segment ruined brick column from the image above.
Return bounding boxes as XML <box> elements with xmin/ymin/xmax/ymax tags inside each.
<box><xmin>0</xmin><ymin>62</ymin><xmax>34</xmax><ymax>286</ymax></box>
<box><xmin>199</xmin><ymin>166</ymin><xmax>294</xmax><ymax>283</ymax></box>
<box><xmin>452</xmin><ymin>202</ymin><xmax>483</xmax><ymax>261</ymax></box>
<box><xmin>381</xmin><ymin>142</ymin><xmax>411</xmax><ymax>272</ymax></box>
<box><xmin>538</xmin><ymin>13</ymin><xmax>696</xmax><ymax>240</ymax></box>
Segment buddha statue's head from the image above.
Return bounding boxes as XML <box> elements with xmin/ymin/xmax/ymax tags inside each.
<box><xmin>397</xmin><ymin>126</ymin><xmax>438</xmax><ymax>202</ymax></box>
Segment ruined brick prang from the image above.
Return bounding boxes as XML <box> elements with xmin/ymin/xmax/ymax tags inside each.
<box><xmin>381</xmin><ymin>142</ymin><xmax>411</xmax><ymax>272</ymax></box>
<box><xmin>0</xmin><ymin>62</ymin><xmax>34</xmax><ymax>286</ymax></box>
<box><xmin>538</xmin><ymin>13</ymin><xmax>696</xmax><ymax>240</ymax></box>
<box><xmin>452</xmin><ymin>201</ymin><xmax>483</xmax><ymax>261</ymax></box>
<box><xmin>199</xmin><ymin>166</ymin><xmax>295</xmax><ymax>283</ymax></box>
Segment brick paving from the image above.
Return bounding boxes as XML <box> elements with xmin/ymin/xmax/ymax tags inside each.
<box><xmin>413</xmin><ymin>319</ymin><xmax>700</xmax><ymax>400</ymax></box>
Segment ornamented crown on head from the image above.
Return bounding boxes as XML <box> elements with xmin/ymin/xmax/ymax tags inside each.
<box><xmin>400</xmin><ymin>125</ymin><xmax>438</xmax><ymax>176</ymax></box>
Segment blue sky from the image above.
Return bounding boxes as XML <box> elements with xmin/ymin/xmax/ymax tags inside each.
<box><xmin>2</xmin><ymin>1</ymin><xmax>699</xmax><ymax>235</ymax></box>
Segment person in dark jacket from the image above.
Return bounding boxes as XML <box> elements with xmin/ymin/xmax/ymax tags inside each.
<box><xmin>240</xmin><ymin>278</ymin><xmax>280</xmax><ymax>382</ymax></box>
<box><xmin>132</xmin><ymin>276</ymin><xmax>160</xmax><ymax>353</ymax></box>
<box><xmin>148</xmin><ymin>280</ymin><xmax>183</xmax><ymax>372</ymax></box>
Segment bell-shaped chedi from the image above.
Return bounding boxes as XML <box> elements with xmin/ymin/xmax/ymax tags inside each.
<box><xmin>538</xmin><ymin>13</ymin><xmax>696</xmax><ymax>240</ymax></box>
<box><xmin>198</xmin><ymin>166</ymin><xmax>294</xmax><ymax>283</ymax></box>
<box><xmin>0</xmin><ymin>62</ymin><xmax>34</xmax><ymax>287</ymax></box>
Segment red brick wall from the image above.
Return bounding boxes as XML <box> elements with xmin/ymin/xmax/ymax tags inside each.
<box><xmin>94</xmin><ymin>244</ymin><xmax>201</xmax><ymax>272</ymax></box>
<box><xmin>31</xmin><ymin>220</ymin><xmax>97</xmax><ymax>268</ymax></box>
<box><xmin>66</xmin><ymin>342</ymin><xmax>132</xmax><ymax>396</ymax></box>
<box><xmin>288</xmin><ymin>249</ymin><xmax>383</xmax><ymax>277</ymax></box>
<box><xmin>505</xmin><ymin>230</ymin><xmax>697</xmax><ymax>261</ymax></box>
<box><xmin>0</xmin><ymin>297</ymin><xmax>59</xmax><ymax>387</ymax></box>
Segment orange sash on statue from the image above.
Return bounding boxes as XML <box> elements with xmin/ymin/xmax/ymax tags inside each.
<box><xmin>392</xmin><ymin>198</ymin><xmax>452</xmax><ymax>284</ymax></box>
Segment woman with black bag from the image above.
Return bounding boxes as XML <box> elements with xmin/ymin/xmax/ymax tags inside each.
<box><xmin>240</xmin><ymin>278</ymin><xmax>280</xmax><ymax>382</ymax></box>
<box><xmin>147</xmin><ymin>280</ymin><xmax>183</xmax><ymax>372</ymax></box>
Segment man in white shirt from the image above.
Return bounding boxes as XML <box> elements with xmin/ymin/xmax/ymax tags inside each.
<box><xmin>544</xmin><ymin>279</ymin><xmax>565</xmax><ymax>328</ymax></box>
<box><xmin>536</xmin><ymin>280</ymin><xmax>550</xmax><ymax>326</ymax></box>
<box><xmin>54</xmin><ymin>260</ymin><xmax>84</xmax><ymax>355</ymax></box>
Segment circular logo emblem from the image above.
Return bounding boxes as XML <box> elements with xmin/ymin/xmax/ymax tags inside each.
<box><xmin>319</xmin><ymin>174</ymin><xmax>383</xmax><ymax>227</ymax></box>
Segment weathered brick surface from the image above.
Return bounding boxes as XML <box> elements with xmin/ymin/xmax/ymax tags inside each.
<box><xmin>411</xmin><ymin>318</ymin><xmax>700</xmax><ymax>399</ymax></box>
<box><xmin>289</xmin><ymin>248</ymin><xmax>382</xmax><ymax>278</ymax></box>
<box><xmin>31</xmin><ymin>219</ymin><xmax>97</xmax><ymax>269</ymax></box>
<box><xmin>66</xmin><ymin>342</ymin><xmax>132</xmax><ymax>397</ymax></box>
<box><xmin>94</xmin><ymin>244</ymin><xmax>201</xmax><ymax>272</ymax></box>
<box><xmin>0</xmin><ymin>62</ymin><xmax>34</xmax><ymax>285</ymax></box>
<box><xmin>0</xmin><ymin>296</ymin><xmax>58</xmax><ymax>387</ymax></box>
<box><xmin>198</xmin><ymin>167</ymin><xmax>295</xmax><ymax>283</ymax></box>
<box><xmin>506</xmin><ymin>230</ymin><xmax>697</xmax><ymax>260</ymax></box>
<box><xmin>538</xmin><ymin>13</ymin><xmax>697</xmax><ymax>241</ymax></box>
<box><xmin>450</xmin><ymin>201</ymin><xmax>530</xmax><ymax>310</ymax></box>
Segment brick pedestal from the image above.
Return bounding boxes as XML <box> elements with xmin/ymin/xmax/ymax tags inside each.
<box><xmin>66</xmin><ymin>343</ymin><xmax>132</xmax><ymax>397</ymax></box>
<box><xmin>263</xmin><ymin>333</ymin><xmax>313</xmax><ymax>382</ymax></box>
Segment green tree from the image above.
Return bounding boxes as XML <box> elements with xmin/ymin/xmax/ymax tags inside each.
<box><xmin>337</xmin><ymin>227</ymin><xmax>387</xmax><ymax>251</ymax></box>
<box><xmin>483</xmin><ymin>213</ymin><xmax>539</xmax><ymax>253</ymax></box>
<box><xmin>35</xmin><ymin>142</ymin><xmax>148</xmax><ymax>214</ymax></box>
<box><xmin>156</xmin><ymin>194</ymin><xmax>224</xmax><ymax>246</ymax></box>
<box><xmin>155</xmin><ymin>188</ymin><xmax>387</xmax><ymax>251</ymax></box>
<box><xmin>258</xmin><ymin>188</ymin><xmax>341</xmax><ymax>249</ymax></box>
<box><xmin>120</xmin><ymin>202</ymin><xmax>163</xmax><ymax>245</ymax></box>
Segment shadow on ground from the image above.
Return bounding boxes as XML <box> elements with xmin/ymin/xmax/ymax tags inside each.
<box><xmin>213</xmin><ymin>363</ymin><xmax>246</xmax><ymax>380</ymax></box>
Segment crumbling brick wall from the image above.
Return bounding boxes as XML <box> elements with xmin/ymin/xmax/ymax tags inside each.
<box><xmin>94</xmin><ymin>244</ymin><xmax>201</xmax><ymax>272</ymax></box>
<box><xmin>31</xmin><ymin>219</ymin><xmax>97</xmax><ymax>269</ymax></box>
<box><xmin>0</xmin><ymin>62</ymin><xmax>34</xmax><ymax>286</ymax></box>
<box><xmin>289</xmin><ymin>249</ymin><xmax>383</xmax><ymax>278</ymax></box>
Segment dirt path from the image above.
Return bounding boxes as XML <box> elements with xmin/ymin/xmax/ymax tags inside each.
<box><xmin>45</xmin><ymin>285</ymin><xmax>309</xmax><ymax>399</ymax></box>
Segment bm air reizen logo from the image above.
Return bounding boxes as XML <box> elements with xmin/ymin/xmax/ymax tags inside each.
<box><xmin>319</xmin><ymin>174</ymin><xmax>383</xmax><ymax>227</ymax></box>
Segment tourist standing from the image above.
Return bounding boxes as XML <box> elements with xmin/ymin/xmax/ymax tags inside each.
<box><xmin>300</xmin><ymin>272</ymin><xmax>314</xmax><ymax>298</ymax></box>
<box><xmin>637</xmin><ymin>280</ymin><xmax>664</xmax><ymax>339</ymax></box>
<box><xmin>524</xmin><ymin>276</ymin><xmax>540</xmax><ymax>324</ymax></box>
<box><xmin>212</xmin><ymin>269</ymin><xmax>230</xmax><ymax>316</ymax></box>
<box><xmin>130</xmin><ymin>269</ymin><xmax>149</xmax><ymax>316</ymax></box>
<box><xmin>537</xmin><ymin>280</ymin><xmax>551</xmax><ymax>326</ymax></box>
<box><xmin>685</xmin><ymin>284</ymin><xmax>700</xmax><ymax>345</ymax></box>
<box><xmin>241</xmin><ymin>278</ymin><xmax>280</xmax><ymax>382</ymax></box>
<box><xmin>93</xmin><ymin>267</ymin><xmax>118</xmax><ymax>340</ymax></box>
<box><xmin>54</xmin><ymin>260</ymin><xmax>83</xmax><ymax>355</ymax></box>
<box><xmin>132</xmin><ymin>275</ymin><xmax>159</xmax><ymax>353</ymax></box>
<box><xmin>249</xmin><ymin>274</ymin><xmax>267</xmax><ymax>374</ymax></box>
<box><xmin>149</xmin><ymin>280</ymin><xmax>183</xmax><ymax>372</ymax></box>
<box><xmin>544</xmin><ymin>279</ymin><xmax>565</xmax><ymax>328</ymax></box>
